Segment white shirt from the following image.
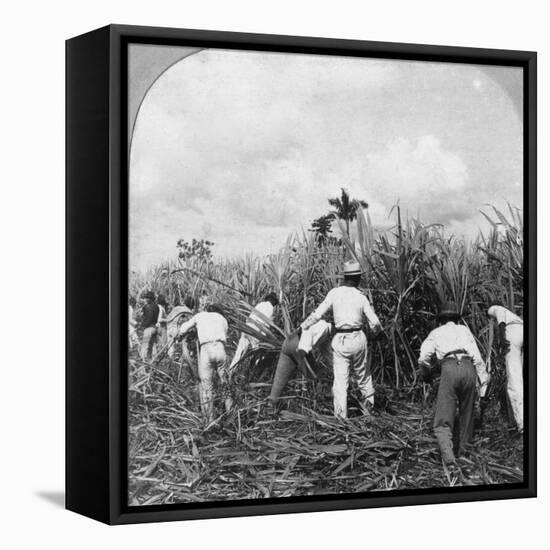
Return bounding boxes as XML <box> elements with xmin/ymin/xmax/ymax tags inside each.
<box><xmin>179</xmin><ymin>311</ymin><xmax>228</xmax><ymax>345</ymax></box>
<box><xmin>302</xmin><ymin>286</ymin><xmax>381</xmax><ymax>331</ymax></box>
<box><xmin>253</xmin><ymin>301</ymin><xmax>274</xmax><ymax>319</ymax></box>
<box><xmin>165</xmin><ymin>305</ymin><xmax>193</xmax><ymax>325</ymax></box>
<box><xmin>247</xmin><ymin>301</ymin><xmax>274</xmax><ymax>329</ymax></box>
<box><xmin>297</xmin><ymin>320</ymin><xmax>332</xmax><ymax>354</ymax></box>
<box><xmin>418</xmin><ymin>321</ymin><xmax>489</xmax><ymax>396</ymax></box>
<box><xmin>488</xmin><ymin>305</ymin><xmax>522</xmax><ymax>325</ymax></box>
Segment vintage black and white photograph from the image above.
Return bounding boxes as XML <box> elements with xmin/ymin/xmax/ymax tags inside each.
<box><xmin>127</xmin><ymin>44</ymin><xmax>525</xmax><ymax>506</ymax></box>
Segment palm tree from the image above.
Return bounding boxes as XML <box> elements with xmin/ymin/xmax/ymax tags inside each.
<box><xmin>328</xmin><ymin>188</ymin><xmax>368</xmax><ymax>237</ymax></box>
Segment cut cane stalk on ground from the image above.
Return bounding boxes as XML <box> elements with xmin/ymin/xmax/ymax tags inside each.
<box><xmin>129</xmin><ymin>204</ymin><xmax>523</xmax><ymax>504</ymax></box>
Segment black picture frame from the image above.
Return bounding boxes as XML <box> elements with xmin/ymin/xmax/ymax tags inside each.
<box><xmin>66</xmin><ymin>24</ymin><xmax>537</xmax><ymax>525</ymax></box>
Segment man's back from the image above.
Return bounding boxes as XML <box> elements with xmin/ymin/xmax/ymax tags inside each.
<box><xmin>318</xmin><ymin>286</ymin><xmax>379</xmax><ymax>330</ymax></box>
<box><xmin>423</xmin><ymin>322</ymin><xmax>479</xmax><ymax>359</ymax></box>
<box><xmin>195</xmin><ymin>311</ymin><xmax>228</xmax><ymax>344</ymax></box>
<box><xmin>330</xmin><ymin>287</ymin><xmax>364</xmax><ymax>327</ymax></box>
<box><xmin>251</xmin><ymin>301</ymin><xmax>274</xmax><ymax>320</ymax></box>
<box><xmin>488</xmin><ymin>305</ymin><xmax>522</xmax><ymax>325</ymax></box>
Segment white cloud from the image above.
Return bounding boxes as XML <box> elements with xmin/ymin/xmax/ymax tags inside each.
<box><xmin>129</xmin><ymin>49</ymin><xmax>522</xmax><ymax>269</ymax></box>
<box><xmin>363</xmin><ymin>135</ymin><xmax>470</xmax><ymax>222</ymax></box>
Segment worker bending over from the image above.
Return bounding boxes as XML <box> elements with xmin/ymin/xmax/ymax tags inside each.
<box><xmin>418</xmin><ymin>301</ymin><xmax>489</xmax><ymax>466</ymax></box>
<box><xmin>268</xmin><ymin>320</ymin><xmax>332</xmax><ymax>409</ymax></box>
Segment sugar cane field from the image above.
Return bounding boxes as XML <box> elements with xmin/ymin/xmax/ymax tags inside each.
<box><xmin>128</xmin><ymin>202</ymin><xmax>524</xmax><ymax>506</ymax></box>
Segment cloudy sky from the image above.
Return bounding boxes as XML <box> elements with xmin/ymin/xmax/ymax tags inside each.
<box><xmin>129</xmin><ymin>48</ymin><xmax>522</xmax><ymax>270</ymax></box>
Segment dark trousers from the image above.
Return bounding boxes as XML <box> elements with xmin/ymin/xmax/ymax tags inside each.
<box><xmin>269</xmin><ymin>333</ymin><xmax>300</xmax><ymax>403</ymax></box>
<box><xmin>433</xmin><ymin>358</ymin><xmax>477</xmax><ymax>464</ymax></box>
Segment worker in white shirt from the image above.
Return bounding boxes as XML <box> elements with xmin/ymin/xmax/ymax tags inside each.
<box><xmin>128</xmin><ymin>296</ymin><xmax>139</xmax><ymax>349</ymax></box>
<box><xmin>268</xmin><ymin>320</ymin><xmax>333</xmax><ymax>409</ymax></box>
<box><xmin>418</xmin><ymin>301</ymin><xmax>489</xmax><ymax>466</ymax></box>
<box><xmin>488</xmin><ymin>305</ymin><xmax>523</xmax><ymax>431</ymax></box>
<box><xmin>229</xmin><ymin>293</ymin><xmax>279</xmax><ymax>371</ymax></box>
<box><xmin>301</xmin><ymin>262</ymin><xmax>382</xmax><ymax>419</ymax></box>
<box><xmin>154</xmin><ymin>294</ymin><xmax>169</xmax><ymax>355</ymax></box>
<box><xmin>178</xmin><ymin>303</ymin><xmax>229</xmax><ymax>423</ymax></box>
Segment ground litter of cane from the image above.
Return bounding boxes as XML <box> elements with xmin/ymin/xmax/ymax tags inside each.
<box><xmin>128</xmin><ymin>356</ymin><xmax>523</xmax><ymax>506</ymax></box>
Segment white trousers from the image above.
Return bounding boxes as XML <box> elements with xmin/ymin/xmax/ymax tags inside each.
<box><xmin>505</xmin><ymin>323</ymin><xmax>524</xmax><ymax>431</ymax></box>
<box><xmin>199</xmin><ymin>341</ymin><xmax>227</xmax><ymax>423</ymax></box>
<box><xmin>331</xmin><ymin>331</ymin><xmax>373</xmax><ymax>418</ymax></box>
<box><xmin>229</xmin><ymin>333</ymin><xmax>258</xmax><ymax>370</ymax></box>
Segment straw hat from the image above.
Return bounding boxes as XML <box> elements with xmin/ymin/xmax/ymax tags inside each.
<box><xmin>342</xmin><ymin>261</ymin><xmax>364</xmax><ymax>276</ymax></box>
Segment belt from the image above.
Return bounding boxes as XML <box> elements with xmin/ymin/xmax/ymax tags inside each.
<box><xmin>441</xmin><ymin>349</ymin><xmax>472</xmax><ymax>365</ymax></box>
<box><xmin>200</xmin><ymin>339</ymin><xmax>225</xmax><ymax>347</ymax></box>
<box><xmin>442</xmin><ymin>349</ymin><xmax>467</xmax><ymax>359</ymax></box>
<box><xmin>335</xmin><ymin>327</ymin><xmax>362</xmax><ymax>334</ymax></box>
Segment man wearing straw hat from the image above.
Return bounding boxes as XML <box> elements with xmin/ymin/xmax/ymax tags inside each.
<box><xmin>487</xmin><ymin>304</ymin><xmax>523</xmax><ymax>432</ymax></box>
<box><xmin>301</xmin><ymin>261</ymin><xmax>381</xmax><ymax>419</ymax></box>
<box><xmin>177</xmin><ymin>303</ymin><xmax>230</xmax><ymax>423</ymax></box>
<box><xmin>418</xmin><ymin>301</ymin><xmax>489</xmax><ymax>467</ymax></box>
